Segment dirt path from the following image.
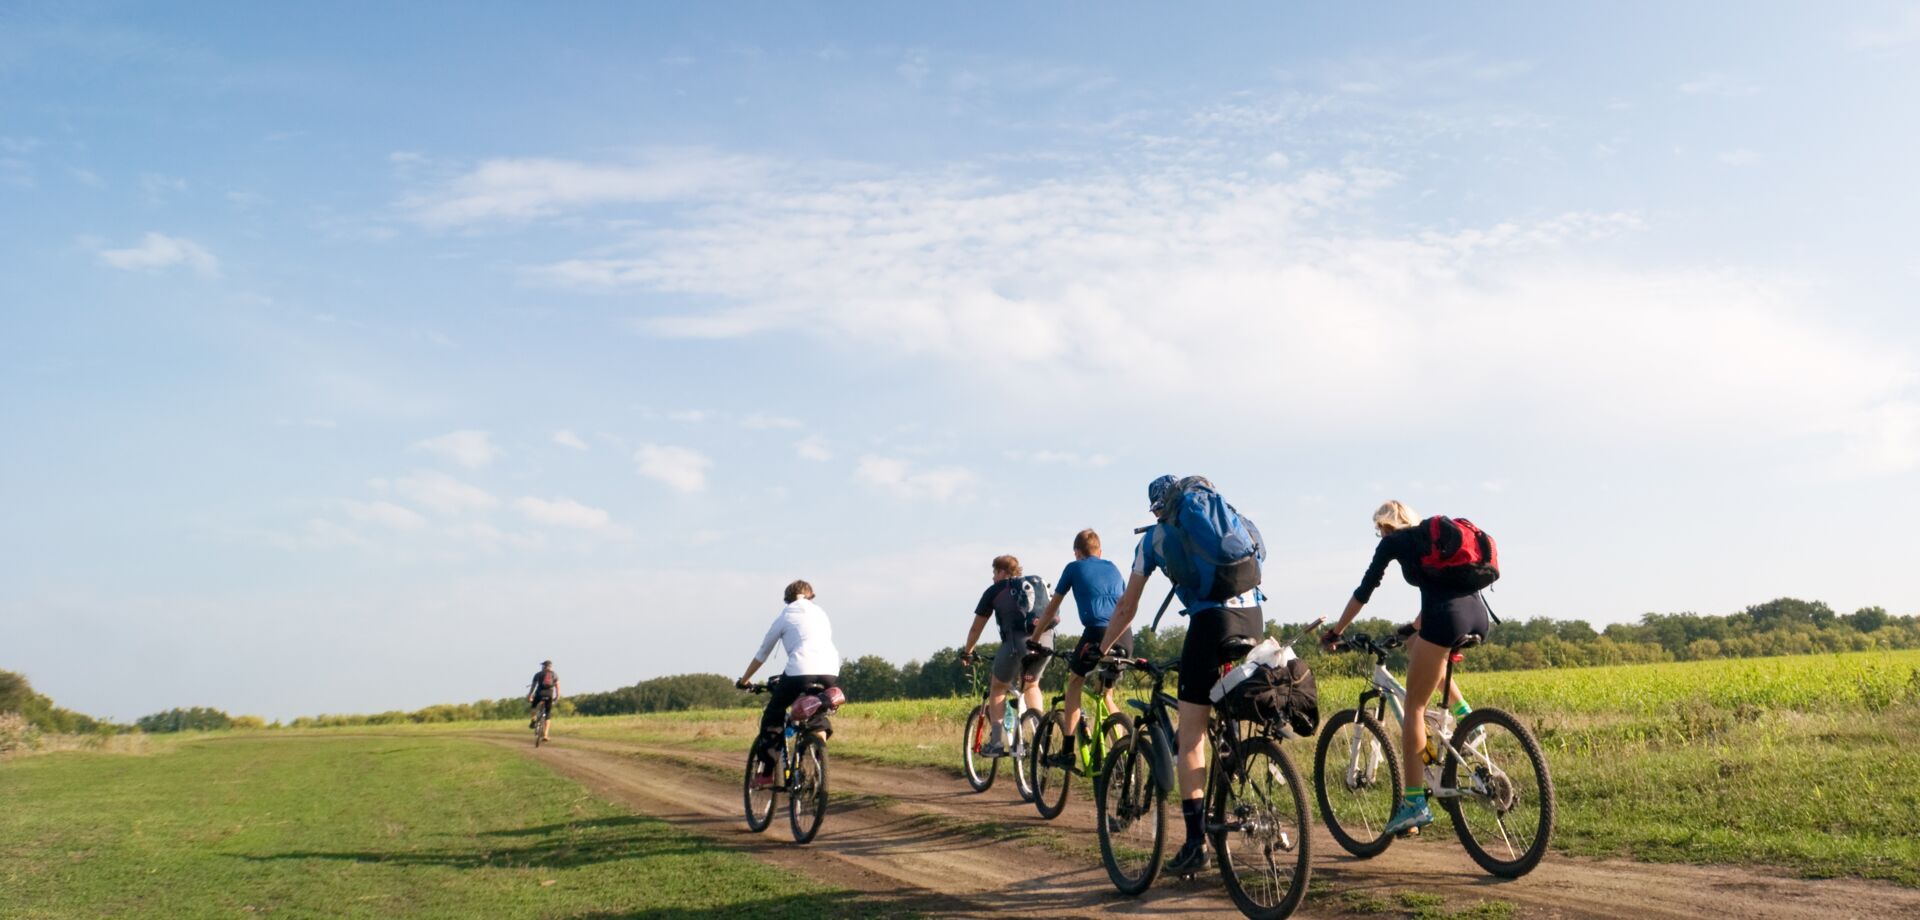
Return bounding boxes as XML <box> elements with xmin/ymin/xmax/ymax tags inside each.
<box><xmin>484</xmin><ymin>733</ymin><xmax>1919</xmax><ymax>919</ymax></box>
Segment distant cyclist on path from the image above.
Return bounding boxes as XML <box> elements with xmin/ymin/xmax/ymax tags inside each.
<box><xmin>736</xmin><ymin>580</ymin><xmax>842</xmax><ymax>788</ymax></box>
<box><xmin>527</xmin><ymin>660</ymin><xmax>560</xmax><ymax>742</ymax></box>
<box><xmin>962</xmin><ymin>555</ymin><xmax>1054</xmax><ymax>758</ymax></box>
<box><xmin>1029</xmin><ymin>528</ymin><xmax>1130</xmax><ymax>766</ymax></box>
<box><xmin>1096</xmin><ymin>475</ymin><xmax>1267</xmax><ymax>876</ymax></box>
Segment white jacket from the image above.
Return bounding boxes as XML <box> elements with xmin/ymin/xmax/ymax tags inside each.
<box><xmin>755</xmin><ymin>598</ymin><xmax>841</xmax><ymax>677</ymax></box>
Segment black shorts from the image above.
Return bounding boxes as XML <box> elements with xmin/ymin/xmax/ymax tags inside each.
<box><xmin>1420</xmin><ymin>594</ymin><xmax>1491</xmax><ymax>648</ymax></box>
<box><xmin>1177</xmin><ymin>605</ymin><xmax>1264</xmax><ymax>706</ymax></box>
<box><xmin>530</xmin><ymin>696</ymin><xmax>554</xmax><ymax>715</ymax></box>
<box><xmin>1069</xmin><ymin>630</ymin><xmax>1134</xmax><ymax>679</ymax></box>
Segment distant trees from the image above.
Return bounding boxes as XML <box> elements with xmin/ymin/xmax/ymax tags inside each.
<box><xmin>136</xmin><ymin>707</ymin><xmax>233</xmax><ymax>733</ymax></box>
<box><xmin>0</xmin><ymin>670</ymin><xmax>118</xmax><ymax>734</ymax></box>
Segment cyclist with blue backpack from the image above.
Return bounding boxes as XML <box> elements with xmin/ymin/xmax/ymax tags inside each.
<box><xmin>1321</xmin><ymin>500</ymin><xmax>1498</xmax><ymax>836</ymax></box>
<box><xmin>1095</xmin><ymin>474</ymin><xmax>1267</xmax><ymax>876</ymax></box>
<box><xmin>1028</xmin><ymin>528</ymin><xmax>1130</xmax><ymax>766</ymax></box>
<box><xmin>961</xmin><ymin>555</ymin><xmax>1054</xmax><ymax>758</ymax></box>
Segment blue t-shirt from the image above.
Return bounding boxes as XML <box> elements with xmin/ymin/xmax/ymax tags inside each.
<box><xmin>1133</xmin><ymin>527</ymin><xmax>1263</xmax><ymax>615</ymax></box>
<box><xmin>1055</xmin><ymin>557</ymin><xmax>1127</xmax><ymax>630</ymax></box>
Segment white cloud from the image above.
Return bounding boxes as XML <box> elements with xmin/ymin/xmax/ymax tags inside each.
<box><xmin>400</xmin><ymin>149</ymin><xmax>768</xmax><ymax>226</ymax></box>
<box><xmin>1006</xmin><ymin>450</ymin><xmax>1113</xmax><ymax>468</ymax></box>
<box><xmin>795</xmin><ymin>436</ymin><xmax>832</xmax><ymax>462</ymax></box>
<box><xmin>96</xmin><ymin>232</ymin><xmax>220</xmax><ymax>278</ymax></box>
<box><xmin>635</xmin><ymin>444</ymin><xmax>711</xmax><ymax>493</ymax></box>
<box><xmin>513</xmin><ymin>496</ymin><xmax>626</xmax><ymax>535</ymax></box>
<box><xmin>667</xmin><ymin>409</ymin><xmax>709</xmax><ymax>423</ymax></box>
<box><xmin>1678</xmin><ymin>74</ymin><xmax>1760</xmax><ymax>97</ymax></box>
<box><xmin>741</xmin><ymin>413</ymin><xmax>803</xmax><ymax>430</ymax></box>
<box><xmin>551</xmin><ymin>429</ymin><xmax>590</xmax><ymax>451</ymax></box>
<box><xmin>411</xmin><ymin>430</ymin><xmax>497</xmax><ymax>469</ymax></box>
<box><xmin>344</xmin><ymin>500</ymin><xmax>428</xmax><ymax>531</ymax></box>
<box><xmin>393</xmin><ymin>470</ymin><xmax>499</xmax><ymax>514</ymax></box>
<box><xmin>855</xmin><ymin>455</ymin><xmax>976</xmax><ymax>501</ymax></box>
<box><xmin>1847</xmin><ymin>7</ymin><xmax>1920</xmax><ymax>49</ymax></box>
<box><xmin>139</xmin><ymin>172</ymin><xmax>188</xmax><ymax>202</ymax></box>
<box><xmin>520</xmin><ymin>149</ymin><xmax>1916</xmax><ymax>472</ymax></box>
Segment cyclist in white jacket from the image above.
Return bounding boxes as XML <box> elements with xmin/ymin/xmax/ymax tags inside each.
<box><xmin>736</xmin><ymin>580</ymin><xmax>842</xmax><ymax>787</ymax></box>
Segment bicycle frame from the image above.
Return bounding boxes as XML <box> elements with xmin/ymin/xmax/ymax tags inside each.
<box><xmin>1344</xmin><ymin>645</ymin><xmax>1484</xmax><ymax>801</ymax></box>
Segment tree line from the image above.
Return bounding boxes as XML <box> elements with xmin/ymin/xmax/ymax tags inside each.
<box><xmin>9</xmin><ymin>597</ymin><xmax>1915</xmax><ymax>731</ymax></box>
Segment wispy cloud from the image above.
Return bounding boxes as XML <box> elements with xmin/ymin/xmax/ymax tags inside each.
<box><xmin>344</xmin><ymin>500</ymin><xmax>428</xmax><ymax>531</ymax></box>
<box><xmin>741</xmin><ymin>413</ymin><xmax>803</xmax><ymax>430</ymax></box>
<box><xmin>513</xmin><ymin>496</ymin><xmax>626</xmax><ymax>535</ymax></box>
<box><xmin>393</xmin><ymin>470</ymin><xmax>498</xmax><ymax>514</ymax></box>
<box><xmin>855</xmin><ymin>455</ymin><xmax>975</xmax><ymax>501</ymax></box>
<box><xmin>399</xmin><ymin>149</ymin><xmax>769</xmax><ymax>226</ymax></box>
<box><xmin>95</xmin><ymin>232</ymin><xmax>220</xmax><ymax>278</ymax></box>
<box><xmin>795</xmin><ymin>436</ymin><xmax>832</xmax><ymax>462</ymax></box>
<box><xmin>1678</xmin><ymin>73</ymin><xmax>1760</xmax><ymax>97</ymax></box>
<box><xmin>411</xmin><ymin>430</ymin><xmax>497</xmax><ymax>469</ymax></box>
<box><xmin>635</xmin><ymin>444</ymin><xmax>711</xmax><ymax>493</ymax></box>
<box><xmin>551</xmin><ymin>429</ymin><xmax>590</xmax><ymax>451</ymax></box>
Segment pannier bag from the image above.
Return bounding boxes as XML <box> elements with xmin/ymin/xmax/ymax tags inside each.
<box><xmin>1215</xmin><ymin>657</ymin><xmax>1318</xmax><ymax>739</ymax></box>
<box><xmin>1417</xmin><ymin>516</ymin><xmax>1500</xmax><ymax>591</ymax></box>
<box><xmin>1151</xmin><ymin>476</ymin><xmax>1265</xmax><ymax>602</ymax></box>
<box><xmin>789</xmin><ymin>687</ymin><xmax>848</xmax><ymax>735</ymax></box>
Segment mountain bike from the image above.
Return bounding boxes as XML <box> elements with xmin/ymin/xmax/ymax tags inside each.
<box><xmin>529</xmin><ymin>699</ymin><xmax>552</xmax><ymax>747</ymax></box>
<box><xmin>1096</xmin><ymin>619</ymin><xmax>1320</xmax><ymax>919</ymax></box>
<box><xmin>1316</xmin><ymin>628</ymin><xmax>1554</xmax><ymax>877</ymax></box>
<box><xmin>1026</xmin><ymin>640</ymin><xmax>1133</xmax><ymax>820</ymax></box>
<box><xmin>742</xmin><ymin>677</ymin><xmax>836</xmax><ymax>844</ymax></box>
<box><xmin>959</xmin><ymin>653</ymin><xmax>1038</xmax><ymax>801</ymax></box>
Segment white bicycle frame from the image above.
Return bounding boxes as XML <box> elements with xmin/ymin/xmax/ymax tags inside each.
<box><xmin>1342</xmin><ymin>661</ymin><xmax>1493</xmax><ymax>802</ymax></box>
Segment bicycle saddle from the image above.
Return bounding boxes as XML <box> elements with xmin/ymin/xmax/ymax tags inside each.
<box><xmin>1219</xmin><ymin>635</ymin><xmax>1259</xmax><ymax>660</ymax></box>
<box><xmin>1452</xmin><ymin>633</ymin><xmax>1484</xmax><ymax>651</ymax></box>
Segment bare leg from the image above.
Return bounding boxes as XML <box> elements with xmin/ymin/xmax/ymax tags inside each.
<box><xmin>988</xmin><ymin>677</ymin><xmax>1011</xmax><ymax>742</ymax></box>
<box><xmin>1023</xmin><ymin>677</ymin><xmax>1044</xmax><ymax>713</ymax></box>
<box><xmin>1176</xmin><ymin>699</ymin><xmax>1211</xmax><ymax>803</ymax></box>
<box><xmin>1063</xmin><ymin>672</ymin><xmax>1087</xmax><ymax>735</ymax></box>
<box><xmin>1401</xmin><ymin>637</ymin><xmax>1449</xmax><ymax>788</ymax></box>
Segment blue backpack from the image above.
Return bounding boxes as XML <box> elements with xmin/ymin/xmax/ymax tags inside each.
<box><xmin>1150</xmin><ymin>476</ymin><xmax>1265</xmax><ymax>602</ymax></box>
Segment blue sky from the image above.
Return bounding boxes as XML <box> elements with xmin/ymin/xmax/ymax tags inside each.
<box><xmin>4</xmin><ymin>3</ymin><xmax>1919</xmax><ymax>721</ymax></box>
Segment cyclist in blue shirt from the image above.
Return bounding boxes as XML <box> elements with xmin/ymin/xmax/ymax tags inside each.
<box><xmin>1097</xmin><ymin>475</ymin><xmax>1266</xmax><ymax>876</ymax></box>
<box><xmin>1028</xmin><ymin>528</ymin><xmax>1131</xmax><ymax>766</ymax></box>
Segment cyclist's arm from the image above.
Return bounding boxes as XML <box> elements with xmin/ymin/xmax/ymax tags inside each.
<box><xmin>742</xmin><ymin>614</ymin><xmax>784</xmax><ymax>685</ymax></box>
<box><xmin>962</xmin><ymin>613</ymin><xmax>989</xmax><ymax>657</ymax></box>
<box><xmin>1030</xmin><ymin>590</ymin><xmax>1066</xmax><ymax>643</ymax></box>
<box><xmin>1097</xmin><ymin>571</ymin><xmax>1149</xmax><ymax>655</ymax></box>
<box><xmin>738</xmin><ymin>658</ymin><xmax>765</xmax><ymax>687</ymax></box>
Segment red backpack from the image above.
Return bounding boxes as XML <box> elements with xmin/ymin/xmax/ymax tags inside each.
<box><xmin>1418</xmin><ymin>516</ymin><xmax>1500</xmax><ymax>591</ymax></box>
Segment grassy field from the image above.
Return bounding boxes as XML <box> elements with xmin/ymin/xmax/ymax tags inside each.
<box><xmin>0</xmin><ymin>733</ymin><xmax>883</xmax><ymax>919</ymax></box>
<box><xmin>558</xmin><ymin>648</ymin><xmax>1920</xmax><ymax>885</ymax></box>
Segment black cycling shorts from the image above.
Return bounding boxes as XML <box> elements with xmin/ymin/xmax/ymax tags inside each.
<box><xmin>1069</xmin><ymin>630</ymin><xmax>1134</xmax><ymax>679</ymax></box>
<box><xmin>530</xmin><ymin>696</ymin><xmax>554</xmax><ymax>715</ymax></box>
<box><xmin>1177</xmin><ymin>605</ymin><xmax>1264</xmax><ymax>706</ymax></box>
<box><xmin>1419</xmin><ymin>594</ymin><xmax>1491</xmax><ymax>648</ymax></box>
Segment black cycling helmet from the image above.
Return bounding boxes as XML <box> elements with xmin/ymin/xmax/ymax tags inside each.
<box><xmin>1148</xmin><ymin>474</ymin><xmax>1178</xmax><ymax>513</ymax></box>
<box><xmin>540</xmin><ymin>660</ymin><xmax>552</xmax><ymax>667</ymax></box>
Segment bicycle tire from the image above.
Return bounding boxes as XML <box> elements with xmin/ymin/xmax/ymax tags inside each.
<box><xmin>1031</xmin><ymin>710</ymin><xmax>1072</xmax><ymax>819</ymax></box>
<box><xmin>1014</xmin><ymin>709</ymin><xmax>1041</xmax><ymax>802</ymax></box>
<box><xmin>1313</xmin><ymin>708</ymin><xmax>1401</xmax><ymax>858</ymax></box>
<box><xmin>962</xmin><ymin>706</ymin><xmax>998</xmax><ymax>792</ymax></box>
<box><xmin>1212</xmin><ymin>737</ymin><xmax>1312</xmax><ymax>920</ymax></box>
<box><xmin>1096</xmin><ymin>729</ymin><xmax>1166</xmax><ymax>896</ymax></box>
<box><xmin>1439</xmin><ymin>707</ymin><xmax>1555</xmax><ymax>878</ymax></box>
<box><xmin>742</xmin><ymin>738</ymin><xmax>777</xmax><ymax>833</ymax></box>
<box><xmin>789</xmin><ymin>734</ymin><xmax>829</xmax><ymax>844</ymax></box>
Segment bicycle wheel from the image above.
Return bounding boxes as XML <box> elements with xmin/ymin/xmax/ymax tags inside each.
<box><xmin>1212</xmin><ymin>737</ymin><xmax>1312</xmax><ymax>920</ymax></box>
<box><xmin>789</xmin><ymin>734</ymin><xmax>829</xmax><ymax>844</ymax></box>
<box><xmin>1095</xmin><ymin>730</ymin><xmax>1166</xmax><ymax>896</ymax></box>
<box><xmin>961</xmin><ymin>705</ymin><xmax>998</xmax><ymax>792</ymax></box>
<box><xmin>1439</xmin><ymin>707</ymin><xmax>1555</xmax><ymax>878</ymax></box>
<box><xmin>1013</xmin><ymin>709</ymin><xmax>1042</xmax><ymax>802</ymax></box>
<box><xmin>1313</xmin><ymin>708</ymin><xmax>1401</xmax><ymax>858</ymax></box>
<box><xmin>1031</xmin><ymin>710</ymin><xmax>1072</xmax><ymax>819</ymax></box>
<box><xmin>742</xmin><ymin>738</ymin><xmax>776</xmax><ymax>833</ymax></box>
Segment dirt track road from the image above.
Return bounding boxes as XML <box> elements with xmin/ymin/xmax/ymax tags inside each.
<box><xmin>483</xmin><ymin>733</ymin><xmax>1919</xmax><ymax>919</ymax></box>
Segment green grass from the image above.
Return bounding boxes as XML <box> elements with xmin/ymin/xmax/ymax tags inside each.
<box><xmin>0</xmin><ymin>734</ymin><xmax>894</xmax><ymax>919</ymax></box>
<box><xmin>536</xmin><ymin>648</ymin><xmax>1920</xmax><ymax>885</ymax></box>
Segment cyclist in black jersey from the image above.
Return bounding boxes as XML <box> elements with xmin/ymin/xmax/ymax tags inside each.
<box><xmin>1323</xmin><ymin>500</ymin><xmax>1489</xmax><ymax>836</ymax></box>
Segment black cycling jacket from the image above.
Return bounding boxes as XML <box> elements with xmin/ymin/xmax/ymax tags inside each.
<box><xmin>1353</xmin><ymin>527</ymin><xmax>1477</xmax><ymax>614</ymax></box>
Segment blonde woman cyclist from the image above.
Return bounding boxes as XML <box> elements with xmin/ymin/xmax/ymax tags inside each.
<box><xmin>1321</xmin><ymin>500</ymin><xmax>1489</xmax><ymax>836</ymax></box>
